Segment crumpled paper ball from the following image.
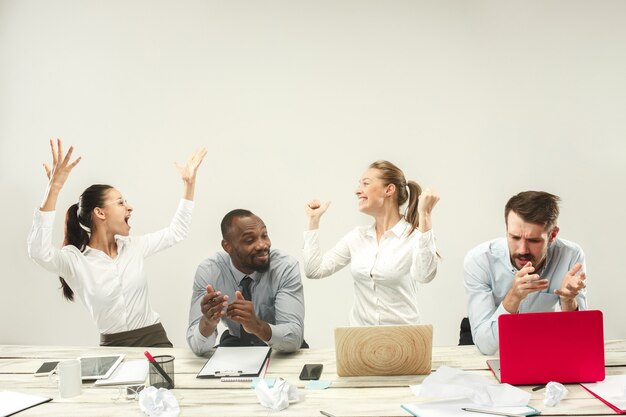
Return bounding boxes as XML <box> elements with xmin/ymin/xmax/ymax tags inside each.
<box><xmin>543</xmin><ymin>381</ymin><xmax>569</xmax><ymax>407</ymax></box>
<box><xmin>138</xmin><ymin>386</ymin><xmax>180</xmax><ymax>417</ymax></box>
<box><xmin>254</xmin><ymin>378</ymin><xmax>301</xmax><ymax>411</ymax></box>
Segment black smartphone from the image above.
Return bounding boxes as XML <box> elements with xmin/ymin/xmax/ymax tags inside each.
<box><xmin>34</xmin><ymin>361</ymin><xmax>59</xmax><ymax>377</ymax></box>
<box><xmin>299</xmin><ymin>363</ymin><xmax>323</xmax><ymax>380</ymax></box>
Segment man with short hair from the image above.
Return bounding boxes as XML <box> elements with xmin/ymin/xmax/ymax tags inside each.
<box><xmin>464</xmin><ymin>191</ymin><xmax>587</xmax><ymax>355</ymax></box>
<box><xmin>186</xmin><ymin>209</ymin><xmax>305</xmax><ymax>355</ymax></box>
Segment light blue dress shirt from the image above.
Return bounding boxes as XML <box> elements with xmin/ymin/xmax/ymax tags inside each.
<box><xmin>186</xmin><ymin>249</ymin><xmax>305</xmax><ymax>355</ymax></box>
<box><xmin>464</xmin><ymin>237</ymin><xmax>587</xmax><ymax>355</ymax></box>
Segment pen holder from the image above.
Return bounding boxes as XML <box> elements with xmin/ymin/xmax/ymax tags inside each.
<box><xmin>149</xmin><ymin>355</ymin><xmax>175</xmax><ymax>389</ymax></box>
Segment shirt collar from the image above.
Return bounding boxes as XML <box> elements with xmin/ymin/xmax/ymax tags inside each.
<box><xmin>364</xmin><ymin>217</ymin><xmax>410</xmax><ymax>239</ymax></box>
<box><xmin>228</xmin><ymin>256</ymin><xmax>258</xmax><ymax>285</ymax></box>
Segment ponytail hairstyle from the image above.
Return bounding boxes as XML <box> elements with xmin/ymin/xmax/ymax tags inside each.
<box><xmin>59</xmin><ymin>184</ymin><xmax>113</xmax><ymax>301</ymax></box>
<box><xmin>368</xmin><ymin>160</ymin><xmax>422</xmax><ymax>234</ymax></box>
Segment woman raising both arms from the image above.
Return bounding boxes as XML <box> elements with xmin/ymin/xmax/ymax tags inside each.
<box><xmin>303</xmin><ymin>160</ymin><xmax>440</xmax><ymax>326</ymax></box>
<box><xmin>28</xmin><ymin>139</ymin><xmax>207</xmax><ymax>347</ymax></box>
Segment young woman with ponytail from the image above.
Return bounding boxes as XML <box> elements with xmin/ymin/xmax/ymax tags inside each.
<box><xmin>28</xmin><ymin>139</ymin><xmax>206</xmax><ymax>347</ymax></box>
<box><xmin>303</xmin><ymin>160</ymin><xmax>440</xmax><ymax>326</ymax></box>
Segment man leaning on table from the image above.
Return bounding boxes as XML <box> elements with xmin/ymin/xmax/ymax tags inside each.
<box><xmin>186</xmin><ymin>209</ymin><xmax>305</xmax><ymax>355</ymax></box>
<box><xmin>464</xmin><ymin>191</ymin><xmax>587</xmax><ymax>355</ymax></box>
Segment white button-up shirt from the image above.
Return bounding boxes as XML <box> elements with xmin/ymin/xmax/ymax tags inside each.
<box><xmin>303</xmin><ymin>218</ymin><xmax>438</xmax><ymax>326</ymax></box>
<box><xmin>27</xmin><ymin>199</ymin><xmax>194</xmax><ymax>334</ymax></box>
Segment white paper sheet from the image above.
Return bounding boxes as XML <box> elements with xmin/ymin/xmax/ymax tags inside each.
<box><xmin>0</xmin><ymin>391</ymin><xmax>51</xmax><ymax>416</ymax></box>
<box><xmin>581</xmin><ymin>375</ymin><xmax>626</xmax><ymax>412</ymax></box>
<box><xmin>402</xmin><ymin>399</ymin><xmax>539</xmax><ymax>417</ymax></box>
<box><xmin>197</xmin><ymin>346</ymin><xmax>271</xmax><ymax>378</ymax></box>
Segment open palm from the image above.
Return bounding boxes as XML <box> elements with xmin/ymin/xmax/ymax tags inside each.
<box><xmin>175</xmin><ymin>148</ymin><xmax>207</xmax><ymax>183</ymax></box>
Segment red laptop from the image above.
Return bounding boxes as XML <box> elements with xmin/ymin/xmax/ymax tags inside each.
<box><xmin>487</xmin><ymin>310</ymin><xmax>605</xmax><ymax>385</ymax></box>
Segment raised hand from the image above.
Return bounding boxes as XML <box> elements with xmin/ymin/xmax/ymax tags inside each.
<box><xmin>417</xmin><ymin>188</ymin><xmax>440</xmax><ymax>216</ymax></box>
<box><xmin>175</xmin><ymin>148</ymin><xmax>207</xmax><ymax>184</ymax></box>
<box><xmin>175</xmin><ymin>148</ymin><xmax>207</xmax><ymax>201</ymax></box>
<box><xmin>40</xmin><ymin>139</ymin><xmax>81</xmax><ymax>211</ymax></box>
<box><xmin>417</xmin><ymin>188</ymin><xmax>439</xmax><ymax>232</ymax></box>
<box><xmin>43</xmin><ymin>138</ymin><xmax>81</xmax><ymax>186</ymax></box>
<box><xmin>305</xmin><ymin>199</ymin><xmax>331</xmax><ymax>230</ymax></box>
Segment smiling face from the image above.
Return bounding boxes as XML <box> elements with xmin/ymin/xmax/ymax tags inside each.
<box><xmin>97</xmin><ymin>188</ymin><xmax>133</xmax><ymax>236</ymax></box>
<box><xmin>222</xmin><ymin>215</ymin><xmax>271</xmax><ymax>274</ymax></box>
<box><xmin>506</xmin><ymin>211</ymin><xmax>559</xmax><ymax>270</ymax></box>
<box><xmin>355</xmin><ymin>168</ymin><xmax>395</xmax><ymax>215</ymax></box>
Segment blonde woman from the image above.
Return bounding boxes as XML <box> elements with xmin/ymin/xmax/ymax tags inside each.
<box><xmin>303</xmin><ymin>160</ymin><xmax>439</xmax><ymax>326</ymax></box>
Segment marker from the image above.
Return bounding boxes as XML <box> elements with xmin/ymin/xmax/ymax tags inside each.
<box><xmin>144</xmin><ymin>351</ymin><xmax>175</xmax><ymax>389</ymax></box>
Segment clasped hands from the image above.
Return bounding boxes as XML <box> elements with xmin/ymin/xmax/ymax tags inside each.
<box><xmin>200</xmin><ymin>284</ymin><xmax>263</xmax><ymax>335</ymax></box>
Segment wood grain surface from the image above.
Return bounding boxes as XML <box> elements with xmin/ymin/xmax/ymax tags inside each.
<box><xmin>334</xmin><ymin>325</ymin><xmax>433</xmax><ymax>376</ymax></box>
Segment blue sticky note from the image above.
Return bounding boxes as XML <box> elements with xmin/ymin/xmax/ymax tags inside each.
<box><xmin>305</xmin><ymin>380</ymin><xmax>331</xmax><ymax>390</ymax></box>
<box><xmin>250</xmin><ymin>377</ymin><xmax>276</xmax><ymax>389</ymax></box>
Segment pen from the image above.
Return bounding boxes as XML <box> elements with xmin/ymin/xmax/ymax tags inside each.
<box><xmin>461</xmin><ymin>407</ymin><xmax>528</xmax><ymax>417</ymax></box>
<box><xmin>144</xmin><ymin>351</ymin><xmax>175</xmax><ymax>388</ymax></box>
<box><xmin>320</xmin><ymin>411</ymin><xmax>336</xmax><ymax>417</ymax></box>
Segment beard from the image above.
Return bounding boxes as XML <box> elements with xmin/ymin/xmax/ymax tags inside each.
<box><xmin>253</xmin><ymin>258</ymin><xmax>270</xmax><ymax>273</ymax></box>
<box><xmin>511</xmin><ymin>252</ymin><xmax>545</xmax><ymax>270</ymax></box>
<box><xmin>241</xmin><ymin>249</ymin><xmax>271</xmax><ymax>273</ymax></box>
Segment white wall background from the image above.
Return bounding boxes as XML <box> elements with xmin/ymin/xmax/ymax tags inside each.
<box><xmin>1</xmin><ymin>0</ymin><xmax>625</xmax><ymax>349</ymax></box>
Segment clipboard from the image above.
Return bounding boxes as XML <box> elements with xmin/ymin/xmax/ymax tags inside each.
<box><xmin>196</xmin><ymin>346</ymin><xmax>271</xmax><ymax>378</ymax></box>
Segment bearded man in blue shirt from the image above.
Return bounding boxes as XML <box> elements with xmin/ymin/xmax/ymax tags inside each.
<box><xmin>464</xmin><ymin>191</ymin><xmax>587</xmax><ymax>355</ymax></box>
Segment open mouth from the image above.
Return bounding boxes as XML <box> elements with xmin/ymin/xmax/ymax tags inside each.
<box><xmin>516</xmin><ymin>256</ymin><xmax>532</xmax><ymax>266</ymax></box>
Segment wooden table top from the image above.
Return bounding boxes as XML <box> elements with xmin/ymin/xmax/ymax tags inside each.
<box><xmin>1</xmin><ymin>340</ymin><xmax>624</xmax><ymax>416</ymax></box>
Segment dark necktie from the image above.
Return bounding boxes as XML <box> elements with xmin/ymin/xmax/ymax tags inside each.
<box><xmin>239</xmin><ymin>276</ymin><xmax>262</xmax><ymax>346</ymax></box>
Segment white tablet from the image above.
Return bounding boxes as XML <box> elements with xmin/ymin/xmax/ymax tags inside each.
<box><xmin>78</xmin><ymin>354</ymin><xmax>125</xmax><ymax>380</ymax></box>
